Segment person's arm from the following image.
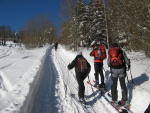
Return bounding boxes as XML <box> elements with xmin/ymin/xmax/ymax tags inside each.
<box><xmin>90</xmin><ymin>49</ymin><xmax>95</xmax><ymax>56</ymax></box>
<box><xmin>68</xmin><ymin>57</ymin><xmax>76</xmax><ymax>69</ymax></box>
<box><xmin>122</xmin><ymin>51</ymin><xmax>130</xmax><ymax>69</ymax></box>
<box><xmin>87</xmin><ymin>61</ymin><xmax>91</xmax><ymax>69</ymax></box>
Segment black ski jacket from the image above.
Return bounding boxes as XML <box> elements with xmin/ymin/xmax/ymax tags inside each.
<box><xmin>68</xmin><ymin>55</ymin><xmax>91</xmax><ymax>75</ymax></box>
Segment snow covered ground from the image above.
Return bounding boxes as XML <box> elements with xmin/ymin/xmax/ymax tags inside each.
<box><xmin>0</xmin><ymin>41</ymin><xmax>150</xmax><ymax>113</ymax></box>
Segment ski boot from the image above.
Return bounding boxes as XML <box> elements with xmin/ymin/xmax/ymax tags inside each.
<box><xmin>79</xmin><ymin>98</ymin><xmax>86</xmax><ymax>104</ymax></box>
<box><xmin>119</xmin><ymin>100</ymin><xmax>130</xmax><ymax>110</ymax></box>
<box><xmin>93</xmin><ymin>80</ymin><xmax>99</xmax><ymax>88</ymax></box>
<box><xmin>110</xmin><ymin>101</ymin><xmax>120</xmax><ymax>110</ymax></box>
<box><xmin>99</xmin><ymin>83</ymin><xmax>106</xmax><ymax>90</ymax></box>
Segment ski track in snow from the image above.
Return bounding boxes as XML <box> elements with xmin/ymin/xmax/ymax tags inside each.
<box><xmin>31</xmin><ymin>47</ymin><xmax>59</xmax><ymax>113</ymax></box>
<box><xmin>0</xmin><ymin>48</ymin><xmax>12</xmax><ymax>60</ymax></box>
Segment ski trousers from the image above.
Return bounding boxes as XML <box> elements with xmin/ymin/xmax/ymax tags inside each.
<box><xmin>94</xmin><ymin>62</ymin><xmax>104</xmax><ymax>85</ymax></box>
<box><xmin>111</xmin><ymin>76</ymin><xmax>128</xmax><ymax>101</ymax></box>
<box><xmin>76</xmin><ymin>74</ymin><xmax>87</xmax><ymax>99</ymax></box>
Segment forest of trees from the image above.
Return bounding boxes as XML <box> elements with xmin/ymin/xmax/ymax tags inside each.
<box><xmin>0</xmin><ymin>26</ymin><xmax>16</xmax><ymax>46</ymax></box>
<box><xmin>0</xmin><ymin>0</ymin><xmax>149</xmax><ymax>57</ymax></box>
<box><xmin>20</xmin><ymin>15</ymin><xmax>56</xmax><ymax>48</ymax></box>
<box><xmin>59</xmin><ymin>0</ymin><xmax>150</xmax><ymax>57</ymax></box>
<box><xmin>0</xmin><ymin>15</ymin><xmax>56</xmax><ymax>48</ymax></box>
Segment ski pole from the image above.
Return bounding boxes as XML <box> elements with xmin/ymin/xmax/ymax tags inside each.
<box><xmin>87</xmin><ymin>75</ymin><xmax>96</xmax><ymax>98</ymax></box>
<box><xmin>126</xmin><ymin>72</ymin><xmax>130</xmax><ymax>88</ymax></box>
<box><xmin>129</xmin><ymin>69</ymin><xmax>135</xmax><ymax>88</ymax></box>
<box><xmin>67</xmin><ymin>69</ymin><xmax>69</xmax><ymax>85</ymax></box>
<box><xmin>103</xmin><ymin>67</ymin><xmax>109</xmax><ymax>80</ymax></box>
<box><xmin>63</xmin><ymin>69</ymin><xmax>69</xmax><ymax>97</ymax></box>
<box><xmin>128</xmin><ymin>59</ymin><xmax>135</xmax><ymax>87</ymax></box>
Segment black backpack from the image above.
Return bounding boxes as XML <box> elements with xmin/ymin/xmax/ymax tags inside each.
<box><xmin>77</xmin><ymin>57</ymin><xmax>91</xmax><ymax>75</ymax></box>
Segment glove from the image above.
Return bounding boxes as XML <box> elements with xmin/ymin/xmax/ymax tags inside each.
<box><xmin>128</xmin><ymin>65</ymin><xmax>130</xmax><ymax>70</ymax></box>
<box><xmin>67</xmin><ymin>64</ymin><xmax>71</xmax><ymax>69</ymax></box>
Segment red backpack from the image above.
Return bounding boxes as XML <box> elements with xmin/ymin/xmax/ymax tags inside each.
<box><xmin>77</xmin><ymin>57</ymin><xmax>91</xmax><ymax>74</ymax></box>
<box><xmin>95</xmin><ymin>45</ymin><xmax>106</xmax><ymax>60</ymax></box>
<box><xmin>108</xmin><ymin>47</ymin><xmax>124</xmax><ymax>68</ymax></box>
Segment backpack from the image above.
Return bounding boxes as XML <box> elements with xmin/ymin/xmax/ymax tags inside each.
<box><xmin>95</xmin><ymin>45</ymin><xmax>106</xmax><ymax>60</ymax></box>
<box><xmin>108</xmin><ymin>47</ymin><xmax>124</xmax><ymax>68</ymax></box>
<box><xmin>77</xmin><ymin>57</ymin><xmax>91</xmax><ymax>75</ymax></box>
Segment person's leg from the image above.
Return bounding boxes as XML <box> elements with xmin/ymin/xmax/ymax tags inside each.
<box><xmin>111</xmin><ymin>76</ymin><xmax>118</xmax><ymax>101</ymax></box>
<box><xmin>76</xmin><ymin>75</ymin><xmax>85</xmax><ymax>99</ymax></box>
<box><xmin>94</xmin><ymin>63</ymin><xmax>99</xmax><ymax>84</ymax></box>
<box><xmin>119</xmin><ymin>77</ymin><xmax>128</xmax><ymax>101</ymax></box>
<box><xmin>99</xmin><ymin>64</ymin><xmax>104</xmax><ymax>85</ymax></box>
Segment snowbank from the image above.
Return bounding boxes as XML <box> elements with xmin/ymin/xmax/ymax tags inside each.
<box><xmin>20</xmin><ymin>47</ymin><xmax>51</xmax><ymax>113</ymax></box>
<box><xmin>0</xmin><ymin>42</ymin><xmax>51</xmax><ymax>113</ymax></box>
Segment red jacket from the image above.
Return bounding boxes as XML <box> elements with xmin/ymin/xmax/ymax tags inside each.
<box><xmin>90</xmin><ymin>44</ymin><xmax>106</xmax><ymax>63</ymax></box>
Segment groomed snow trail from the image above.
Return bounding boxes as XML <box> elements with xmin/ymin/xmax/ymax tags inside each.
<box><xmin>31</xmin><ymin>47</ymin><xmax>60</xmax><ymax>113</ymax></box>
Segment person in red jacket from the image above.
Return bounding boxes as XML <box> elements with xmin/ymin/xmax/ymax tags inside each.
<box><xmin>90</xmin><ymin>42</ymin><xmax>106</xmax><ymax>89</ymax></box>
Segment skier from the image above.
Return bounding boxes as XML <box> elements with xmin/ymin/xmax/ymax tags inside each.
<box><xmin>54</xmin><ymin>42</ymin><xmax>58</xmax><ymax>51</ymax></box>
<box><xmin>68</xmin><ymin>49</ymin><xmax>91</xmax><ymax>104</ymax></box>
<box><xmin>90</xmin><ymin>42</ymin><xmax>106</xmax><ymax>89</ymax></box>
<box><xmin>107</xmin><ymin>43</ymin><xmax>130</xmax><ymax>109</ymax></box>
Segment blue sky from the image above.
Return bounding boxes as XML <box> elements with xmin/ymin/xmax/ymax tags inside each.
<box><xmin>0</xmin><ymin>0</ymin><xmax>61</xmax><ymax>32</ymax></box>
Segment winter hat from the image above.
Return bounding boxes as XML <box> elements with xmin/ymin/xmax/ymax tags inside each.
<box><xmin>77</xmin><ymin>49</ymin><xmax>82</xmax><ymax>55</ymax></box>
<box><xmin>97</xmin><ymin>41</ymin><xmax>101</xmax><ymax>45</ymax></box>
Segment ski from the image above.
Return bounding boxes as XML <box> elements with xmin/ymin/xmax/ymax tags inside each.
<box><xmin>103</xmin><ymin>84</ymin><xmax>133</xmax><ymax>113</ymax></box>
<box><xmin>87</xmin><ymin>81</ymin><xmax>134</xmax><ymax>113</ymax></box>
<box><xmin>92</xmin><ymin>80</ymin><xmax>134</xmax><ymax>112</ymax></box>
<box><xmin>86</xmin><ymin>81</ymin><xmax>122</xmax><ymax>112</ymax></box>
<box><xmin>118</xmin><ymin>101</ymin><xmax>132</xmax><ymax>112</ymax></box>
<box><xmin>92</xmin><ymin>80</ymin><xmax>109</xmax><ymax>93</ymax></box>
<box><xmin>87</xmin><ymin>81</ymin><xmax>107</xmax><ymax>94</ymax></box>
<box><xmin>70</xmin><ymin>94</ymin><xmax>95</xmax><ymax>113</ymax></box>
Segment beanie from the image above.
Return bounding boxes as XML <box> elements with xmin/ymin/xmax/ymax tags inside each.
<box><xmin>77</xmin><ymin>49</ymin><xmax>82</xmax><ymax>55</ymax></box>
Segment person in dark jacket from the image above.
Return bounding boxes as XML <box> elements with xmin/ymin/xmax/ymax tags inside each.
<box><xmin>68</xmin><ymin>49</ymin><xmax>91</xmax><ymax>104</ymax></box>
<box><xmin>107</xmin><ymin>43</ymin><xmax>130</xmax><ymax>108</ymax></box>
<box><xmin>54</xmin><ymin>42</ymin><xmax>58</xmax><ymax>51</ymax></box>
<box><xmin>90</xmin><ymin>42</ymin><xmax>106</xmax><ymax>89</ymax></box>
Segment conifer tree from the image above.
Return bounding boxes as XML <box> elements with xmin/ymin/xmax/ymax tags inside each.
<box><xmin>88</xmin><ymin>0</ymin><xmax>108</xmax><ymax>46</ymax></box>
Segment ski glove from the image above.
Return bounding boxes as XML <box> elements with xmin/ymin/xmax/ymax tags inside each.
<box><xmin>128</xmin><ymin>65</ymin><xmax>130</xmax><ymax>70</ymax></box>
<box><xmin>67</xmin><ymin>65</ymin><xmax>70</xmax><ymax>69</ymax></box>
<box><xmin>67</xmin><ymin>64</ymin><xmax>71</xmax><ymax>70</ymax></box>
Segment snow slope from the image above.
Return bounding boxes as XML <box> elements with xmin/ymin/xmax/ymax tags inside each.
<box><xmin>53</xmin><ymin>45</ymin><xmax>150</xmax><ymax>113</ymax></box>
<box><xmin>0</xmin><ymin>42</ymin><xmax>150</xmax><ymax>113</ymax></box>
